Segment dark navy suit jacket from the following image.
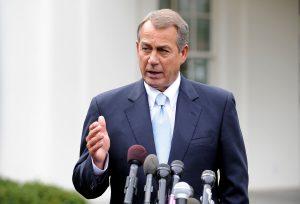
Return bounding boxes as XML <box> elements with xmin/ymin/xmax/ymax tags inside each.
<box><xmin>72</xmin><ymin>76</ymin><xmax>249</xmax><ymax>203</ymax></box>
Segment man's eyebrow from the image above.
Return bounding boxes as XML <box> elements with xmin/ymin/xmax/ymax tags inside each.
<box><xmin>157</xmin><ymin>45</ymin><xmax>170</xmax><ymax>49</ymax></box>
<box><xmin>141</xmin><ymin>42</ymin><xmax>151</xmax><ymax>46</ymax></box>
<box><xmin>140</xmin><ymin>42</ymin><xmax>171</xmax><ymax>50</ymax></box>
<box><xmin>142</xmin><ymin>42</ymin><xmax>170</xmax><ymax>47</ymax></box>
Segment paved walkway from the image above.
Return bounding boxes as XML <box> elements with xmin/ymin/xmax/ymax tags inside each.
<box><xmin>249</xmin><ymin>189</ymin><xmax>300</xmax><ymax>204</ymax></box>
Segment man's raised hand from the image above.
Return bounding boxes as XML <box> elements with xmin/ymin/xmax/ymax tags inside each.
<box><xmin>86</xmin><ymin>116</ymin><xmax>110</xmax><ymax>169</ymax></box>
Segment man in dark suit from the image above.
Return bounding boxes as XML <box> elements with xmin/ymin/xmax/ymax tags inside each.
<box><xmin>73</xmin><ymin>9</ymin><xmax>248</xmax><ymax>204</ymax></box>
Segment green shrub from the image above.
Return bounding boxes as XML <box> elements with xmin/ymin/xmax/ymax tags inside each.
<box><xmin>0</xmin><ymin>177</ymin><xmax>86</xmax><ymax>204</ymax></box>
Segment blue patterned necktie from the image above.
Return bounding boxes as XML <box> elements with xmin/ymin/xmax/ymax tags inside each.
<box><xmin>152</xmin><ymin>93</ymin><xmax>172</xmax><ymax>164</ymax></box>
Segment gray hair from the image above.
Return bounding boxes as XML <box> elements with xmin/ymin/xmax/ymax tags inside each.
<box><xmin>137</xmin><ymin>9</ymin><xmax>189</xmax><ymax>52</ymax></box>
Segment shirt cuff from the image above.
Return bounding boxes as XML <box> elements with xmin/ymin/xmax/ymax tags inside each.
<box><xmin>92</xmin><ymin>154</ymin><xmax>109</xmax><ymax>175</ymax></box>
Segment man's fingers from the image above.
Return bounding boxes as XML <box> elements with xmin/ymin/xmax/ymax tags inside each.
<box><xmin>89</xmin><ymin>141</ymin><xmax>103</xmax><ymax>154</ymax></box>
<box><xmin>86</xmin><ymin>133</ymin><xmax>104</xmax><ymax>148</ymax></box>
<box><xmin>87</xmin><ymin>116</ymin><xmax>108</xmax><ymax>142</ymax></box>
<box><xmin>86</xmin><ymin>116</ymin><xmax>110</xmax><ymax>156</ymax></box>
<box><xmin>89</xmin><ymin>121</ymin><xmax>99</xmax><ymax>131</ymax></box>
<box><xmin>86</xmin><ymin>125</ymin><xmax>101</xmax><ymax>141</ymax></box>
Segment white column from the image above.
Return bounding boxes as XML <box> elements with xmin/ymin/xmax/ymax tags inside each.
<box><xmin>0</xmin><ymin>0</ymin><xmax>52</xmax><ymax>181</ymax></box>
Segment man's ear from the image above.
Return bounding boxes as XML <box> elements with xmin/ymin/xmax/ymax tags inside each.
<box><xmin>180</xmin><ymin>44</ymin><xmax>189</xmax><ymax>64</ymax></box>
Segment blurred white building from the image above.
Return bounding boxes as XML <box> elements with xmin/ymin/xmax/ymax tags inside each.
<box><xmin>0</xmin><ymin>0</ymin><xmax>299</xmax><ymax>203</ymax></box>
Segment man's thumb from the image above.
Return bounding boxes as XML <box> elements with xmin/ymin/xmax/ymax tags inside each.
<box><xmin>98</xmin><ymin>116</ymin><xmax>107</xmax><ymax>130</ymax></box>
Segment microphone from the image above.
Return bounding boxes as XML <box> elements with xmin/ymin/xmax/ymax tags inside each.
<box><xmin>171</xmin><ymin>160</ymin><xmax>184</xmax><ymax>190</ymax></box>
<box><xmin>187</xmin><ymin>198</ymin><xmax>200</xmax><ymax>204</ymax></box>
<box><xmin>173</xmin><ymin>182</ymin><xmax>193</xmax><ymax>204</ymax></box>
<box><xmin>201</xmin><ymin>170</ymin><xmax>216</xmax><ymax>204</ymax></box>
<box><xmin>124</xmin><ymin>145</ymin><xmax>148</xmax><ymax>204</ymax></box>
<box><xmin>156</xmin><ymin>163</ymin><xmax>171</xmax><ymax>204</ymax></box>
<box><xmin>143</xmin><ymin>154</ymin><xmax>159</xmax><ymax>204</ymax></box>
<box><xmin>169</xmin><ymin>160</ymin><xmax>184</xmax><ymax>204</ymax></box>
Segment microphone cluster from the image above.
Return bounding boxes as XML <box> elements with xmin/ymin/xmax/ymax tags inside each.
<box><xmin>123</xmin><ymin>145</ymin><xmax>216</xmax><ymax>204</ymax></box>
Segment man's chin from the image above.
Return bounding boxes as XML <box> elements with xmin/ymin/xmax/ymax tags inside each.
<box><xmin>146</xmin><ymin>81</ymin><xmax>158</xmax><ymax>89</ymax></box>
<box><xmin>145</xmin><ymin>81</ymin><xmax>167</xmax><ymax>92</ymax></box>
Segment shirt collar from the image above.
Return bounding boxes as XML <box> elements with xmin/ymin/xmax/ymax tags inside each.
<box><xmin>144</xmin><ymin>73</ymin><xmax>181</xmax><ymax>109</ymax></box>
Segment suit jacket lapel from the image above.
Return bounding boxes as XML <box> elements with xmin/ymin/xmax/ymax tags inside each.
<box><xmin>168</xmin><ymin>77</ymin><xmax>203</xmax><ymax>163</ymax></box>
<box><xmin>124</xmin><ymin>80</ymin><xmax>156</xmax><ymax>155</ymax></box>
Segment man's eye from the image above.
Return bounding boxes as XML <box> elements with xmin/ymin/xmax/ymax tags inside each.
<box><xmin>159</xmin><ymin>49</ymin><xmax>169</xmax><ymax>54</ymax></box>
<box><xmin>157</xmin><ymin>47</ymin><xmax>169</xmax><ymax>53</ymax></box>
<box><xmin>142</xmin><ymin>47</ymin><xmax>151</xmax><ymax>52</ymax></box>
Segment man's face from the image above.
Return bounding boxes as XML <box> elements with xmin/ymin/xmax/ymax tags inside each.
<box><xmin>136</xmin><ymin>21</ymin><xmax>188</xmax><ymax>92</ymax></box>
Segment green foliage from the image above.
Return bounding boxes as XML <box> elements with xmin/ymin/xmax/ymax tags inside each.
<box><xmin>0</xmin><ymin>177</ymin><xmax>86</xmax><ymax>204</ymax></box>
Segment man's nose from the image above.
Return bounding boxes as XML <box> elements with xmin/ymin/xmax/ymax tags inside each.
<box><xmin>148</xmin><ymin>51</ymin><xmax>159</xmax><ymax>65</ymax></box>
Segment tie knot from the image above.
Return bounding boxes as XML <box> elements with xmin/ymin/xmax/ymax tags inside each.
<box><xmin>155</xmin><ymin>93</ymin><xmax>168</xmax><ymax>106</ymax></box>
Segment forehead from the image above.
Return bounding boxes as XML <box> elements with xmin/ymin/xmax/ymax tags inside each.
<box><xmin>139</xmin><ymin>21</ymin><xmax>178</xmax><ymax>46</ymax></box>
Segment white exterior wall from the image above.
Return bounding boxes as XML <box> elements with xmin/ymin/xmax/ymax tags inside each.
<box><xmin>212</xmin><ymin>0</ymin><xmax>299</xmax><ymax>190</ymax></box>
<box><xmin>246</xmin><ymin>0</ymin><xmax>299</xmax><ymax>190</ymax></box>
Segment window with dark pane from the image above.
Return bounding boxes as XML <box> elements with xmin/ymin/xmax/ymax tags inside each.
<box><xmin>159</xmin><ymin>0</ymin><xmax>211</xmax><ymax>84</ymax></box>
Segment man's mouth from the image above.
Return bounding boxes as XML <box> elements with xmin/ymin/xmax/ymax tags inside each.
<box><xmin>146</xmin><ymin>71</ymin><xmax>163</xmax><ymax>78</ymax></box>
